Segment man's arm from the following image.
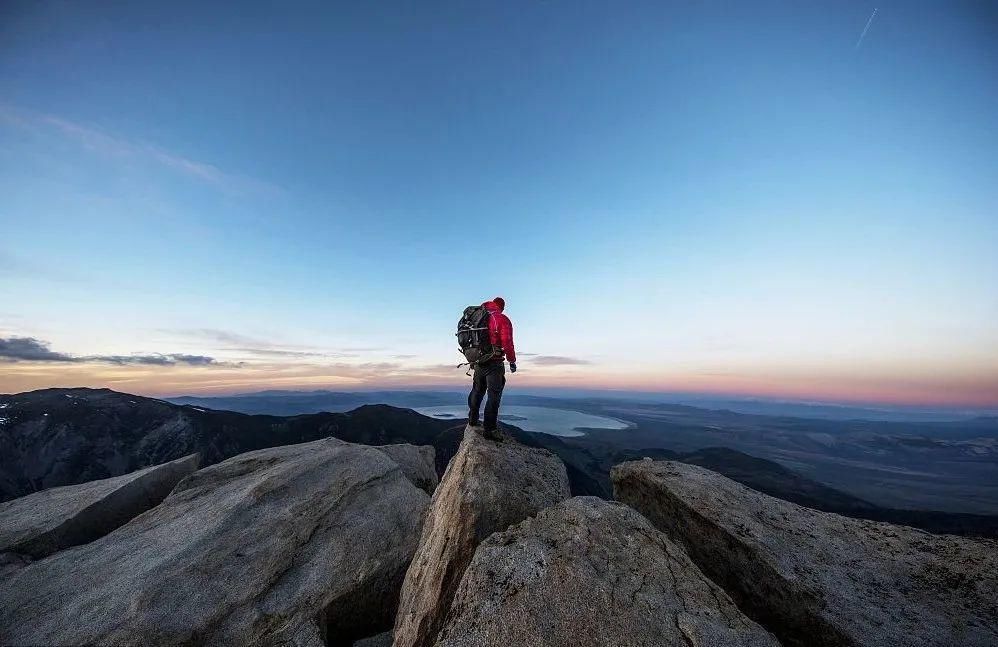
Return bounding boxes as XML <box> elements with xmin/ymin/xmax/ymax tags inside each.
<box><xmin>499</xmin><ymin>314</ymin><xmax>516</xmax><ymax>364</ymax></box>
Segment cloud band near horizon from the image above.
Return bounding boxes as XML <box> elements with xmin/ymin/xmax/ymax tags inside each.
<box><xmin>0</xmin><ymin>336</ymin><xmax>224</xmax><ymax>367</ymax></box>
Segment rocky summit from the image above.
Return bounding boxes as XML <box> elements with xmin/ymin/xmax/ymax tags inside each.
<box><xmin>1</xmin><ymin>414</ymin><xmax>993</xmax><ymax>647</ymax></box>
<box><xmin>612</xmin><ymin>459</ymin><xmax>998</xmax><ymax>647</ymax></box>
<box><xmin>393</xmin><ymin>425</ymin><xmax>572</xmax><ymax>647</ymax></box>
<box><xmin>0</xmin><ymin>438</ymin><xmax>434</xmax><ymax>646</ymax></box>
<box><xmin>435</xmin><ymin>495</ymin><xmax>779</xmax><ymax>647</ymax></box>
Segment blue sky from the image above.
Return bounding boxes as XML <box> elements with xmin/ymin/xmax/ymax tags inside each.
<box><xmin>1</xmin><ymin>1</ymin><xmax>996</xmax><ymax>404</ymax></box>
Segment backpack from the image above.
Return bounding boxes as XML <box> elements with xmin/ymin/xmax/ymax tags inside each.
<box><xmin>456</xmin><ymin>305</ymin><xmax>499</xmax><ymax>370</ymax></box>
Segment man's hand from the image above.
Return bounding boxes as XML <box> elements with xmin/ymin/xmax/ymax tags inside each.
<box><xmin>509</xmin><ymin>362</ymin><xmax>517</xmax><ymax>373</ymax></box>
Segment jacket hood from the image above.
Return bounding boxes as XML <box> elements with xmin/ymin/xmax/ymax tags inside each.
<box><xmin>482</xmin><ymin>300</ymin><xmax>502</xmax><ymax>313</ymax></box>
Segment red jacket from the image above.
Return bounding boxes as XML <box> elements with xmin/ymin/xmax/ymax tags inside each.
<box><xmin>482</xmin><ymin>300</ymin><xmax>516</xmax><ymax>363</ymax></box>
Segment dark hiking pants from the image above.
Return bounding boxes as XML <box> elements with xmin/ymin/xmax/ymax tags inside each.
<box><xmin>468</xmin><ymin>360</ymin><xmax>506</xmax><ymax>431</ymax></box>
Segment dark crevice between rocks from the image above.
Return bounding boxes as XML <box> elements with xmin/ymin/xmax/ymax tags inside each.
<box><xmin>318</xmin><ymin>565</ymin><xmax>406</xmax><ymax>647</ymax></box>
<box><xmin>615</xmin><ymin>473</ymin><xmax>855</xmax><ymax>647</ymax></box>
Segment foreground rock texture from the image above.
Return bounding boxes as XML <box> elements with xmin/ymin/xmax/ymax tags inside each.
<box><xmin>436</xmin><ymin>496</ymin><xmax>779</xmax><ymax>647</ymax></box>
<box><xmin>393</xmin><ymin>426</ymin><xmax>571</xmax><ymax>647</ymax></box>
<box><xmin>613</xmin><ymin>460</ymin><xmax>998</xmax><ymax>647</ymax></box>
<box><xmin>0</xmin><ymin>438</ymin><xmax>434</xmax><ymax>646</ymax></box>
<box><xmin>0</xmin><ymin>454</ymin><xmax>198</xmax><ymax>559</ymax></box>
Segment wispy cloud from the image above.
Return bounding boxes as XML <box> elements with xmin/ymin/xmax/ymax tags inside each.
<box><xmin>0</xmin><ymin>104</ymin><xmax>279</xmax><ymax>196</ymax></box>
<box><xmin>86</xmin><ymin>354</ymin><xmax>223</xmax><ymax>367</ymax></box>
<box><xmin>177</xmin><ymin>328</ymin><xmax>278</xmax><ymax>347</ymax></box>
<box><xmin>0</xmin><ymin>336</ymin><xmax>234</xmax><ymax>367</ymax></box>
<box><xmin>170</xmin><ymin>354</ymin><xmax>219</xmax><ymax>366</ymax></box>
<box><xmin>227</xmin><ymin>348</ymin><xmax>330</xmax><ymax>358</ymax></box>
<box><xmin>528</xmin><ymin>355</ymin><xmax>592</xmax><ymax>366</ymax></box>
<box><xmin>168</xmin><ymin>328</ymin><xmax>362</xmax><ymax>359</ymax></box>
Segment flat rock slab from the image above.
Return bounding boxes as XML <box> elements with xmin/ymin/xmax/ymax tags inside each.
<box><xmin>0</xmin><ymin>438</ymin><xmax>432</xmax><ymax>646</ymax></box>
<box><xmin>393</xmin><ymin>426</ymin><xmax>571</xmax><ymax>647</ymax></box>
<box><xmin>0</xmin><ymin>453</ymin><xmax>199</xmax><ymax>558</ymax></box>
<box><xmin>436</xmin><ymin>496</ymin><xmax>779</xmax><ymax>647</ymax></box>
<box><xmin>613</xmin><ymin>460</ymin><xmax>998</xmax><ymax>647</ymax></box>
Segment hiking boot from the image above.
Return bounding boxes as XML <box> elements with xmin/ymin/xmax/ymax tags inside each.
<box><xmin>482</xmin><ymin>427</ymin><xmax>504</xmax><ymax>442</ymax></box>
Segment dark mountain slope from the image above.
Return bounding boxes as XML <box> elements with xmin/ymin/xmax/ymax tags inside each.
<box><xmin>0</xmin><ymin>388</ymin><xmax>457</xmax><ymax>502</ymax></box>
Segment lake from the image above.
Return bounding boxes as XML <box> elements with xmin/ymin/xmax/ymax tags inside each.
<box><xmin>414</xmin><ymin>405</ymin><xmax>631</xmax><ymax>437</ymax></box>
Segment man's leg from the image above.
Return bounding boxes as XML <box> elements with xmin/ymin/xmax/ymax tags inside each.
<box><xmin>482</xmin><ymin>361</ymin><xmax>506</xmax><ymax>433</ymax></box>
<box><xmin>467</xmin><ymin>365</ymin><xmax>486</xmax><ymax>426</ymax></box>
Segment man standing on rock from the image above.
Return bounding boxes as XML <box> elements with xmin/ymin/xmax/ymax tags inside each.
<box><xmin>468</xmin><ymin>297</ymin><xmax>516</xmax><ymax>441</ymax></box>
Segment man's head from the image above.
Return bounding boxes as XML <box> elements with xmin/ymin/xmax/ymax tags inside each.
<box><xmin>493</xmin><ymin>296</ymin><xmax>505</xmax><ymax>312</ymax></box>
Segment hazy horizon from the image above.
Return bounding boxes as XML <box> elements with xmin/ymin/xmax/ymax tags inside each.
<box><xmin>2</xmin><ymin>1</ymin><xmax>996</xmax><ymax>407</ymax></box>
<box><xmin>7</xmin><ymin>383</ymin><xmax>997</xmax><ymax>417</ymax></box>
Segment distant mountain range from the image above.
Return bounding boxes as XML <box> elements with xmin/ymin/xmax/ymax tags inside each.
<box><xmin>169</xmin><ymin>389</ymin><xmax>998</xmax><ymax>515</ymax></box>
<box><xmin>2</xmin><ymin>387</ymin><xmax>997</xmax><ymax>537</ymax></box>
<box><xmin>166</xmin><ymin>388</ymin><xmax>998</xmax><ymax>422</ymax></box>
<box><xmin>168</xmin><ymin>389</ymin><xmax>462</xmax><ymax>416</ymax></box>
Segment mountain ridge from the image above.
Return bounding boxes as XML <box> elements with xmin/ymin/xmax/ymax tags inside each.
<box><xmin>3</xmin><ymin>387</ymin><xmax>996</xmax><ymax>537</ymax></box>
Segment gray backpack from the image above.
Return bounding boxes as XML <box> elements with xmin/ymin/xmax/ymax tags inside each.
<box><xmin>456</xmin><ymin>305</ymin><xmax>497</xmax><ymax>369</ymax></box>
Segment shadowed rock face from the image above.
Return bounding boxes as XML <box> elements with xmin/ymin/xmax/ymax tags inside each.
<box><xmin>612</xmin><ymin>460</ymin><xmax>998</xmax><ymax>647</ymax></box>
<box><xmin>436</xmin><ymin>496</ymin><xmax>780</xmax><ymax>647</ymax></box>
<box><xmin>375</xmin><ymin>444</ymin><xmax>439</xmax><ymax>495</ymax></box>
<box><xmin>0</xmin><ymin>453</ymin><xmax>199</xmax><ymax>559</ymax></box>
<box><xmin>393</xmin><ymin>426</ymin><xmax>571</xmax><ymax>647</ymax></box>
<box><xmin>0</xmin><ymin>438</ymin><xmax>433</xmax><ymax>646</ymax></box>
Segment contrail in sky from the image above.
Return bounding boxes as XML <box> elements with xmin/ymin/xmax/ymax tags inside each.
<box><xmin>855</xmin><ymin>7</ymin><xmax>878</xmax><ymax>49</ymax></box>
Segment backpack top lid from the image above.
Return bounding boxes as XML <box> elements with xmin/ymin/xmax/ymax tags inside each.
<box><xmin>461</xmin><ymin>304</ymin><xmax>490</xmax><ymax>324</ymax></box>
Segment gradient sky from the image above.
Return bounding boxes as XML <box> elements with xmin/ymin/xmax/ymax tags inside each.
<box><xmin>1</xmin><ymin>1</ymin><xmax>996</xmax><ymax>406</ymax></box>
